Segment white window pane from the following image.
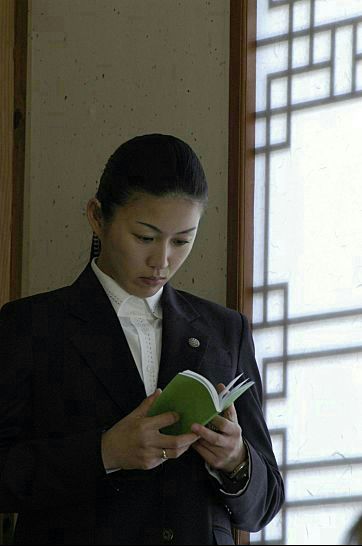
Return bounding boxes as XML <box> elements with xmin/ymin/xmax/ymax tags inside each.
<box><xmin>254</xmin><ymin>3</ymin><xmax>362</xmax><ymax>543</ymax></box>
<box><xmin>288</xmin><ymin>316</ymin><xmax>362</xmax><ymax>355</ymax></box>
<box><xmin>271</xmin><ymin>77</ymin><xmax>288</xmax><ymax>109</ymax></box>
<box><xmin>292</xmin><ymin>68</ymin><xmax>330</xmax><ymax>103</ymax></box>
<box><xmin>357</xmin><ymin>23</ymin><xmax>362</xmax><ymax>54</ymax></box>
<box><xmin>315</xmin><ymin>0</ymin><xmax>362</xmax><ymax>26</ymax></box>
<box><xmin>254</xmin><ymin>326</ymin><xmax>285</xmax><ymax>362</ymax></box>
<box><xmin>314</xmin><ymin>30</ymin><xmax>332</xmax><ymax>63</ymax></box>
<box><xmin>265</xmin><ymin>361</ymin><xmax>284</xmax><ymax>395</ymax></box>
<box><xmin>256</xmin><ymin>42</ymin><xmax>288</xmax><ymax>112</ymax></box>
<box><xmin>334</xmin><ymin>26</ymin><xmax>353</xmax><ymax>95</ymax></box>
<box><xmin>255</xmin><ymin>117</ymin><xmax>266</xmax><ymax>148</ymax></box>
<box><xmin>253</xmin><ymin>154</ymin><xmax>266</xmax><ymax>287</ymax></box>
<box><xmin>269</xmin><ymin>101</ymin><xmax>362</xmax><ymax>315</ymax></box>
<box><xmin>292</xmin><ymin>35</ymin><xmax>310</xmax><ymax>68</ymax></box>
<box><xmin>267</xmin><ymin>288</ymin><xmax>285</xmax><ymax>321</ymax></box>
<box><xmin>356</xmin><ymin>60</ymin><xmax>362</xmax><ymax>90</ymax></box>
<box><xmin>293</xmin><ymin>0</ymin><xmax>311</xmax><ymax>32</ymax></box>
<box><xmin>257</xmin><ymin>0</ymin><xmax>290</xmax><ymax>40</ymax></box>
<box><xmin>270</xmin><ymin>113</ymin><xmax>287</xmax><ymax>145</ymax></box>
<box><xmin>270</xmin><ymin>432</ymin><xmax>285</xmax><ymax>467</ymax></box>
<box><xmin>253</xmin><ymin>291</ymin><xmax>264</xmax><ymax>324</ymax></box>
<box><xmin>287</xmin><ymin>465</ymin><xmax>362</xmax><ymax>502</ymax></box>
<box><xmin>265</xmin><ymin>353</ymin><xmax>362</xmax><ymax>462</ymax></box>
<box><xmin>286</xmin><ymin>504</ymin><xmax>362</xmax><ymax>545</ymax></box>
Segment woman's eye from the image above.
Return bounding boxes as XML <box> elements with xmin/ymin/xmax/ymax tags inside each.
<box><xmin>173</xmin><ymin>239</ymin><xmax>190</xmax><ymax>246</ymax></box>
<box><xmin>135</xmin><ymin>235</ymin><xmax>154</xmax><ymax>243</ymax></box>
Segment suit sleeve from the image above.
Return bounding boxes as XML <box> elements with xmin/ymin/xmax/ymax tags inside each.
<box><xmin>0</xmin><ymin>301</ymin><xmax>109</xmax><ymax>513</ymax></box>
<box><xmin>215</xmin><ymin>313</ymin><xmax>285</xmax><ymax>532</ymax></box>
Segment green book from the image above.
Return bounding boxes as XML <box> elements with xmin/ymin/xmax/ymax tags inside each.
<box><xmin>147</xmin><ymin>370</ymin><xmax>254</xmax><ymax>435</ymax></box>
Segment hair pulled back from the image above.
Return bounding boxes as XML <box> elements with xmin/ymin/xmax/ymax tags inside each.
<box><xmin>96</xmin><ymin>133</ymin><xmax>208</xmax><ymax>222</ymax></box>
<box><xmin>90</xmin><ymin>133</ymin><xmax>208</xmax><ymax>259</ymax></box>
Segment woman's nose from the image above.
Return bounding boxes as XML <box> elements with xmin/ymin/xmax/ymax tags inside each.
<box><xmin>148</xmin><ymin>244</ymin><xmax>169</xmax><ymax>270</ymax></box>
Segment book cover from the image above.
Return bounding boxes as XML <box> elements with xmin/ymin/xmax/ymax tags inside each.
<box><xmin>147</xmin><ymin>370</ymin><xmax>254</xmax><ymax>435</ymax></box>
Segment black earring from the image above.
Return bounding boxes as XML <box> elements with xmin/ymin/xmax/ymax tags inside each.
<box><xmin>91</xmin><ymin>233</ymin><xmax>101</xmax><ymax>260</ymax></box>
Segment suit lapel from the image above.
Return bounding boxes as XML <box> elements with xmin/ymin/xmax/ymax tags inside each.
<box><xmin>63</xmin><ymin>265</ymin><xmax>146</xmax><ymax>413</ymax></box>
<box><xmin>62</xmin><ymin>266</ymin><xmax>212</xmax><ymax>410</ymax></box>
<box><xmin>157</xmin><ymin>283</ymin><xmax>210</xmax><ymax>389</ymax></box>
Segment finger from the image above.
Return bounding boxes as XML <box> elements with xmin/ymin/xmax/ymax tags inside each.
<box><xmin>190</xmin><ymin>423</ymin><xmax>225</xmax><ymax>446</ymax></box>
<box><xmin>158</xmin><ymin>431</ymin><xmax>200</xmax><ymax>450</ymax></box>
<box><xmin>204</xmin><ymin>415</ymin><xmax>236</xmax><ymax>435</ymax></box>
<box><xmin>206</xmin><ymin>415</ymin><xmax>225</xmax><ymax>433</ymax></box>
<box><xmin>206</xmin><ymin>421</ymin><xmax>220</xmax><ymax>433</ymax></box>
<box><xmin>216</xmin><ymin>382</ymin><xmax>239</xmax><ymax>422</ymax></box>
<box><xmin>157</xmin><ymin>442</ymin><xmax>194</xmax><ymax>461</ymax></box>
<box><xmin>222</xmin><ymin>402</ymin><xmax>238</xmax><ymax>423</ymax></box>
<box><xmin>133</xmin><ymin>388</ymin><xmax>163</xmax><ymax>417</ymax></box>
<box><xmin>192</xmin><ymin>442</ymin><xmax>221</xmax><ymax>467</ymax></box>
<box><xmin>148</xmin><ymin>410</ymin><xmax>180</xmax><ymax>431</ymax></box>
<box><xmin>216</xmin><ymin>417</ymin><xmax>244</xmax><ymax>451</ymax></box>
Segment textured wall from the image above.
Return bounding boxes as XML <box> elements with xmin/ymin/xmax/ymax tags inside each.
<box><xmin>23</xmin><ymin>0</ymin><xmax>229</xmax><ymax>305</ymax></box>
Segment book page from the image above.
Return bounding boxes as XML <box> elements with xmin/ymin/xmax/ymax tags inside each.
<box><xmin>220</xmin><ymin>379</ymin><xmax>254</xmax><ymax>411</ymax></box>
<box><xmin>218</xmin><ymin>373</ymin><xmax>244</xmax><ymax>400</ymax></box>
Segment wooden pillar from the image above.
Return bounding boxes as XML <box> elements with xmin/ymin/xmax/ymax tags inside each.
<box><xmin>0</xmin><ymin>0</ymin><xmax>27</xmax><ymax>543</ymax></box>
<box><xmin>0</xmin><ymin>0</ymin><xmax>15</xmax><ymax>308</ymax></box>
<box><xmin>0</xmin><ymin>0</ymin><xmax>27</xmax><ymax>308</ymax></box>
<box><xmin>228</xmin><ymin>1</ymin><xmax>257</xmax><ymax>542</ymax></box>
<box><xmin>227</xmin><ymin>0</ymin><xmax>257</xmax><ymax>322</ymax></box>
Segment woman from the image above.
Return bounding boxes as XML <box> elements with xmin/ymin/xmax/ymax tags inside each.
<box><xmin>0</xmin><ymin>134</ymin><xmax>284</xmax><ymax>545</ymax></box>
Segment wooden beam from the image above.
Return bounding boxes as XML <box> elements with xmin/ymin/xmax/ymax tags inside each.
<box><xmin>0</xmin><ymin>0</ymin><xmax>27</xmax><ymax>540</ymax></box>
<box><xmin>228</xmin><ymin>3</ymin><xmax>257</xmax><ymax>539</ymax></box>
<box><xmin>227</xmin><ymin>0</ymin><xmax>257</xmax><ymax>322</ymax></box>
<box><xmin>0</xmin><ymin>0</ymin><xmax>27</xmax><ymax>309</ymax></box>
<box><xmin>0</xmin><ymin>0</ymin><xmax>15</xmax><ymax>308</ymax></box>
<box><xmin>11</xmin><ymin>0</ymin><xmax>28</xmax><ymax>301</ymax></box>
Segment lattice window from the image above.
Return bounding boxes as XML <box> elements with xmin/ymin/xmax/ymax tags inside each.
<box><xmin>252</xmin><ymin>1</ymin><xmax>362</xmax><ymax>544</ymax></box>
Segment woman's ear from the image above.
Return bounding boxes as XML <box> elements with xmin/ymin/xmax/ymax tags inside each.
<box><xmin>86</xmin><ymin>198</ymin><xmax>103</xmax><ymax>236</ymax></box>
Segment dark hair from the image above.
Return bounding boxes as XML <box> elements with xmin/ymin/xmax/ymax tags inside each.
<box><xmin>96</xmin><ymin>133</ymin><xmax>208</xmax><ymax>222</ymax></box>
<box><xmin>90</xmin><ymin>133</ymin><xmax>208</xmax><ymax>260</ymax></box>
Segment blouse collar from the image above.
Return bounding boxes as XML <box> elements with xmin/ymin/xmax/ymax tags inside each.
<box><xmin>91</xmin><ymin>258</ymin><xmax>163</xmax><ymax>319</ymax></box>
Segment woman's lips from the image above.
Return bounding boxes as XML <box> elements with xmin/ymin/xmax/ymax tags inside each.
<box><xmin>139</xmin><ymin>277</ymin><xmax>166</xmax><ymax>286</ymax></box>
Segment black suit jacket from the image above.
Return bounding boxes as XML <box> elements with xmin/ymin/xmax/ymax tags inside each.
<box><xmin>0</xmin><ymin>265</ymin><xmax>284</xmax><ymax>545</ymax></box>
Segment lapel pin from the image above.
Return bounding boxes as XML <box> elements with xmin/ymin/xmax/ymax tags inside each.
<box><xmin>188</xmin><ymin>337</ymin><xmax>200</xmax><ymax>348</ymax></box>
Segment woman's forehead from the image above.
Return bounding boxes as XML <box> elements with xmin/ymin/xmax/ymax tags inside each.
<box><xmin>113</xmin><ymin>194</ymin><xmax>202</xmax><ymax>232</ymax></box>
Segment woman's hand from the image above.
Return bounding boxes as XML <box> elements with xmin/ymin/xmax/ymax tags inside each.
<box><xmin>190</xmin><ymin>383</ymin><xmax>247</xmax><ymax>473</ymax></box>
<box><xmin>101</xmin><ymin>389</ymin><xmax>199</xmax><ymax>471</ymax></box>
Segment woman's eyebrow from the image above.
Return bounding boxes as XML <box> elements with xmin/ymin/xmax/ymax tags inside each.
<box><xmin>136</xmin><ymin>221</ymin><xmax>197</xmax><ymax>234</ymax></box>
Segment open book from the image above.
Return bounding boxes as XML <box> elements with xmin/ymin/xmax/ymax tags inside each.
<box><xmin>147</xmin><ymin>370</ymin><xmax>254</xmax><ymax>435</ymax></box>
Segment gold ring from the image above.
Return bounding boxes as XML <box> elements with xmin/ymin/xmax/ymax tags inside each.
<box><xmin>161</xmin><ymin>448</ymin><xmax>168</xmax><ymax>460</ymax></box>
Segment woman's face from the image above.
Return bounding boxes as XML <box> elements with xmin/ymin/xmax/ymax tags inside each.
<box><xmin>87</xmin><ymin>194</ymin><xmax>203</xmax><ymax>297</ymax></box>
